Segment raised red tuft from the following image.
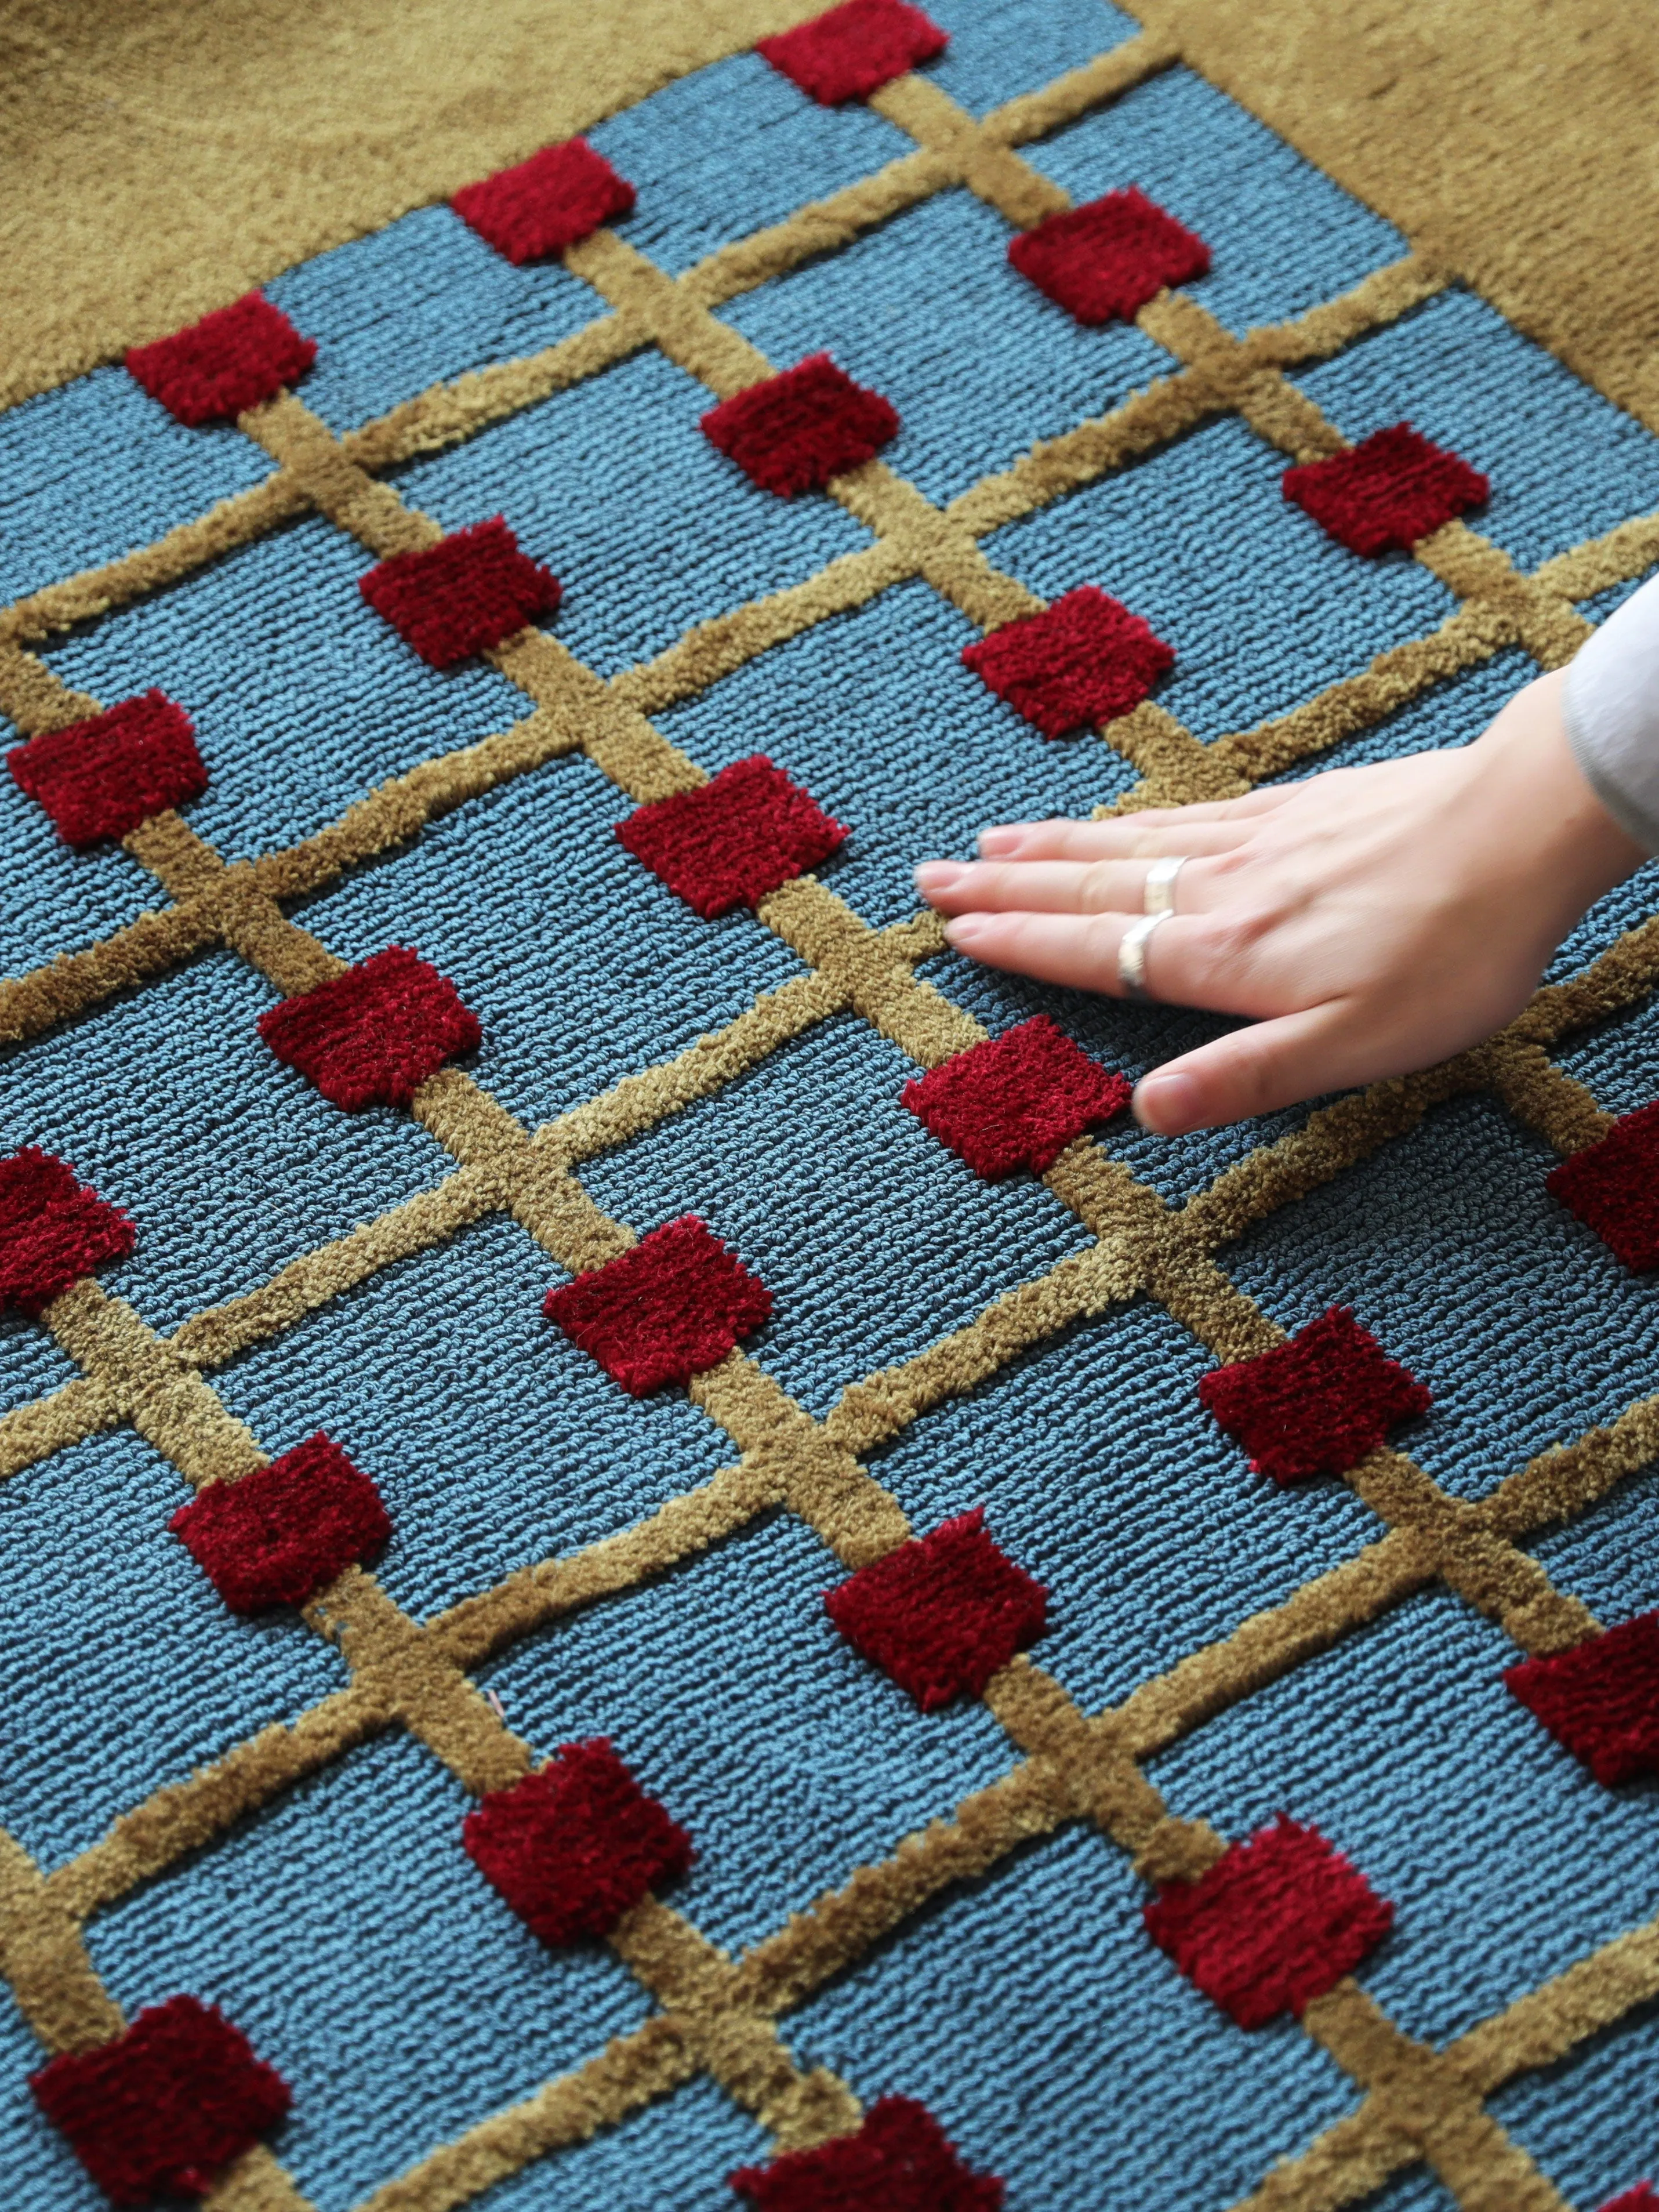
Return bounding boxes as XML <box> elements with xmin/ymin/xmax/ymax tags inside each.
<box><xmin>1143</xmin><ymin>1815</ymin><xmax>1393</xmax><ymax>2028</ymax></box>
<box><xmin>902</xmin><ymin>1018</ymin><xmax>1130</xmax><ymax>1177</ymax></box>
<box><xmin>1505</xmin><ymin>1613</ymin><xmax>1659</xmax><ymax>1787</ymax></box>
<box><xmin>702</xmin><ymin>354</ymin><xmax>899</xmax><ymax>497</ymax></box>
<box><xmin>1007</xmin><ymin>188</ymin><xmax>1210</xmax><ymax>326</ymax></box>
<box><xmin>125</xmin><ymin>293</ymin><xmax>315</xmax><ymax>426</ymax></box>
<box><xmin>8</xmin><ymin>691</ymin><xmax>208</xmax><ymax>848</ymax></box>
<box><xmin>1547</xmin><ymin>1103</ymin><xmax>1659</xmax><ymax>1271</ymax></box>
<box><xmin>358</xmin><ymin>517</ymin><xmax>562</xmax><ymax>668</ymax></box>
<box><xmin>616</xmin><ymin>755</ymin><xmax>848</xmax><ymax>918</ymax></box>
<box><xmin>1197</xmin><ymin>1307</ymin><xmax>1429</xmax><ymax>1486</ymax></box>
<box><xmin>169</xmin><ymin>1434</ymin><xmax>391</xmax><ymax>1613</ymax></box>
<box><xmin>825</xmin><ymin>1509</ymin><xmax>1047</xmax><ymax>1710</ymax></box>
<box><xmin>732</xmin><ymin>2095</ymin><xmax>1002</xmax><ymax>2210</ymax></box>
<box><xmin>1596</xmin><ymin>2188</ymin><xmax>1659</xmax><ymax>2212</ymax></box>
<box><xmin>0</xmin><ymin>1148</ymin><xmax>134</xmax><ymax>1320</ymax></box>
<box><xmin>1283</xmin><ymin>424</ymin><xmax>1490</xmax><ymax>556</ymax></box>
<box><xmin>257</xmin><ymin>945</ymin><xmax>481</xmax><ymax>1111</ymax></box>
<box><xmin>757</xmin><ymin>0</ymin><xmax>949</xmax><ymax>106</ymax></box>
<box><xmin>961</xmin><ymin>586</ymin><xmax>1175</xmax><ymax>738</ymax></box>
<box><xmin>452</xmin><ymin>137</ymin><xmax>637</xmax><ymax>264</ymax></box>
<box><xmin>463</xmin><ymin>1740</ymin><xmax>692</xmax><ymax>1945</ymax></box>
<box><xmin>31</xmin><ymin>1995</ymin><xmax>291</xmax><ymax>2206</ymax></box>
<box><xmin>544</xmin><ymin>1216</ymin><xmax>772</xmax><ymax>1395</ymax></box>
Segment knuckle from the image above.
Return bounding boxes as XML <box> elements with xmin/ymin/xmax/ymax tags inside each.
<box><xmin>1197</xmin><ymin>909</ymin><xmax>1273</xmax><ymax>971</ymax></box>
<box><xmin>1080</xmin><ymin>861</ymin><xmax>1121</xmax><ymax>913</ymax></box>
<box><xmin>1204</xmin><ymin>847</ymin><xmax>1252</xmax><ymax>884</ymax></box>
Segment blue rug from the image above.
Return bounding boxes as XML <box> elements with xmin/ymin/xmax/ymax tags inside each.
<box><xmin>2</xmin><ymin>3</ymin><xmax>1658</xmax><ymax>2207</ymax></box>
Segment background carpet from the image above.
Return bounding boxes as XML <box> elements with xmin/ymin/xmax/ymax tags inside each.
<box><xmin>2</xmin><ymin>2</ymin><xmax>1657</xmax><ymax>2208</ymax></box>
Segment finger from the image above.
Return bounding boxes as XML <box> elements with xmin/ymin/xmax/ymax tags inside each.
<box><xmin>916</xmin><ymin>855</ymin><xmax>1229</xmax><ymax>917</ymax></box>
<box><xmin>976</xmin><ymin>797</ymin><xmax>1286</xmax><ymax>862</ymax></box>
<box><xmin>942</xmin><ymin>908</ymin><xmax>1258</xmax><ymax>1009</ymax></box>
<box><xmin>1132</xmin><ymin>1002</ymin><xmax>1369</xmax><ymax>1133</ymax></box>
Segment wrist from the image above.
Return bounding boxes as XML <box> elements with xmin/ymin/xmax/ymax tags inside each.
<box><xmin>1472</xmin><ymin>668</ymin><xmax>1647</xmax><ymax>911</ymax></box>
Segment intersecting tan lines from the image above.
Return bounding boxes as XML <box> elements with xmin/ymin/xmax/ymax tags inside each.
<box><xmin>560</xmin><ymin>225</ymin><xmax>1044</xmax><ymax>634</ymax></box>
<box><xmin>115</xmin><ymin>813</ymin><xmax>907</xmax><ymax>1570</ymax></box>
<box><xmin>29</xmin><ymin>1368</ymin><xmax>1659</xmax><ymax>1947</ymax></box>
<box><xmin>1134</xmin><ymin>287</ymin><xmax>1593</xmax><ymax>668</ymax></box>
<box><xmin>8</xmin><ymin>818</ymin><xmax>1645</xmax><ymax>1645</ymax></box>
<box><xmin>0</xmin><ymin>241</ymin><xmax>1447</xmax><ymax>764</ymax></box>
<box><xmin>1</xmin><ymin>1839</ymin><xmax>313</xmax><ymax>2212</ymax></box>
<box><xmin>851</xmin><ymin>51</ymin><xmax>1587</xmax><ymax>800</ymax></box>
<box><xmin>1297</xmin><ymin>1982</ymin><xmax>1571</xmax><ymax>2212</ymax></box>
<box><xmin>353</xmin><ymin>1899</ymin><xmax>1659</xmax><ymax>2212</ymax></box>
<box><xmin>3</xmin><ymin>264</ymin><xmax>1650</xmax><ymax>1063</ymax></box>
<box><xmin>329</xmin><ymin>172</ymin><xmax>1654</xmax><ymax>1663</ymax></box>
<box><xmin>24</xmin><ymin>1286</ymin><xmax>869</xmax><ymax>2164</ymax></box>
<box><xmin>939</xmin><ymin>249</ymin><xmax>1450</xmax><ymax>545</ymax></box>
<box><xmin>13</xmin><ymin>1343</ymin><xmax>1657</xmax><ymax>2206</ymax></box>
<box><xmin>354</xmin><ymin>1880</ymin><xmax>1659</xmax><ymax>2212</ymax></box>
<box><xmin>1233</xmin><ymin>1917</ymin><xmax>1659</xmax><ymax>2212</ymax></box>
<box><xmin>0</xmin><ymin>27</ymin><xmax>1175</xmax><ymax>678</ymax></box>
<box><xmin>2</xmin><ymin>35</ymin><xmax>1657</xmax><ymax>2211</ymax></box>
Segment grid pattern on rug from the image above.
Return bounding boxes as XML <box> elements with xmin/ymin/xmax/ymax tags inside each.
<box><xmin>2</xmin><ymin>3</ymin><xmax>1659</xmax><ymax>2207</ymax></box>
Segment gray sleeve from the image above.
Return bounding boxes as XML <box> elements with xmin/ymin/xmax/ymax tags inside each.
<box><xmin>1563</xmin><ymin>571</ymin><xmax>1659</xmax><ymax>854</ymax></box>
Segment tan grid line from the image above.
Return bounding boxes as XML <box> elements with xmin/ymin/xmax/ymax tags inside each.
<box><xmin>2</xmin><ymin>34</ymin><xmax>1657</xmax><ymax>2212</ymax></box>
<box><xmin>100</xmin><ymin>140</ymin><xmax>1659</xmax><ymax>1644</ymax></box>
<box><xmin>3</xmin><ymin>278</ymin><xmax>1649</xmax><ymax>1629</ymax></box>
<box><xmin>16</xmin><ymin>1304</ymin><xmax>868</xmax><ymax>2177</ymax></box>
<box><xmin>8</xmin><ymin>1351</ymin><xmax>1657</xmax><ymax>2204</ymax></box>
<box><xmin>0</xmin><ymin>29</ymin><xmax>1175</xmax><ymax>668</ymax></box>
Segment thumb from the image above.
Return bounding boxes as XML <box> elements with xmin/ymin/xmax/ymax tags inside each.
<box><xmin>1132</xmin><ymin>1002</ymin><xmax>1363</xmax><ymax>1134</ymax></box>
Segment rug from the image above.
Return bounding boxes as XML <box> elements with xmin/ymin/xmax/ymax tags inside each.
<box><xmin>2</xmin><ymin>2</ymin><xmax>1658</xmax><ymax>2207</ymax></box>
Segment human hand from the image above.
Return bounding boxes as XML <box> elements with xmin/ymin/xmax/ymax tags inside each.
<box><xmin>914</xmin><ymin>669</ymin><xmax>1647</xmax><ymax>1136</ymax></box>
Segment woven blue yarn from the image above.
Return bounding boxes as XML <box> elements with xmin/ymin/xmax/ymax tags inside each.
<box><xmin>2</xmin><ymin>2</ymin><xmax>1658</xmax><ymax>2206</ymax></box>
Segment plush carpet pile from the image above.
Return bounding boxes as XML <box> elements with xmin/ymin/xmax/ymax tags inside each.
<box><xmin>2</xmin><ymin>2</ymin><xmax>1657</xmax><ymax>2207</ymax></box>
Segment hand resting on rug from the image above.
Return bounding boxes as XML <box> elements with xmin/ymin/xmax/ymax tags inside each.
<box><xmin>917</xmin><ymin>575</ymin><xmax>1659</xmax><ymax>1136</ymax></box>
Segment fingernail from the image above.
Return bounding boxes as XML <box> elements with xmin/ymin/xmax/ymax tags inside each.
<box><xmin>914</xmin><ymin>861</ymin><xmax>964</xmax><ymax>899</ymax></box>
<box><xmin>944</xmin><ymin>914</ymin><xmax>988</xmax><ymax>948</ymax></box>
<box><xmin>1133</xmin><ymin>1072</ymin><xmax>1201</xmax><ymax>1133</ymax></box>
<box><xmin>976</xmin><ymin>825</ymin><xmax>1021</xmax><ymax>856</ymax></box>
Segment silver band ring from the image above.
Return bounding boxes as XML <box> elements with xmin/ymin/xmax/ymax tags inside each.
<box><xmin>1118</xmin><ymin>909</ymin><xmax>1173</xmax><ymax>1002</ymax></box>
<box><xmin>1143</xmin><ymin>854</ymin><xmax>1189</xmax><ymax>916</ymax></box>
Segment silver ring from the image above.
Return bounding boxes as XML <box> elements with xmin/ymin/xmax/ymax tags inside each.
<box><xmin>1143</xmin><ymin>854</ymin><xmax>1189</xmax><ymax>916</ymax></box>
<box><xmin>1118</xmin><ymin>909</ymin><xmax>1173</xmax><ymax>1002</ymax></box>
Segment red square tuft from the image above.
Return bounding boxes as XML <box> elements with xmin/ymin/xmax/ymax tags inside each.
<box><xmin>543</xmin><ymin>1215</ymin><xmax>772</xmax><ymax>1395</ymax></box>
<box><xmin>0</xmin><ymin>1148</ymin><xmax>134</xmax><ymax>1320</ymax></box>
<box><xmin>1143</xmin><ymin>1815</ymin><xmax>1393</xmax><ymax>2028</ymax></box>
<box><xmin>125</xmin><ymin>293</ymin><xmax>315</xmax><ymax>426</ymax></box>
<box><xmin>825</xmin><ymin>1509</ymin><xmax>1047</xmax><ymax>1710</ymax></box>
<box><xmin>702</xmin><ymin>354</ymin><xmax>899</xmax><ymax>497</ymax></box>
<box><xmin>358</xmin><ymin>517</ymin><xmax>562</xmax><ymax>668</ymax></box>
<box><xmin>902</xmin><ymin>1018</ymin><xmax>1130</xmax><ymax>1177</ymax></box>
<box><xmin>961</xmin><ymin>587</ymin><xmax>1175</xmax><ymax>738</ymax></box>
<box><xmin>31</xmin><ymin>1995</ymin><xmax>291</xmax><ymax>2205</ymax></box>
<box><xmin>257</xmin><ymin>945</ymin><xmax>482</xmax><ymax>1111</ymax></box>
<box><xmin>1007</xmin><ymin>188</ymin><xmax>1211</xmax><ymax>325</ymax></box>
<box><xmin>452</xmin><ymin>137</ymin><xmax>636</xmax><ymax>263</ymax></box>
<box><xmin>1283</xmin><ymin>424</ymin><xmax>1489</xmax><ymax>556</ymax></box>
<box><xmin>732</xmin><ymin>2095</ymin><xmax>1003</xmax><ymax>2211</ymax></box>
<box><xmin>169</xmin><ymin>1434</ymin><xmax>391</xmax><ymax>1613</ymax></box>
<box><xmin>1546</xmin><ymin>1103</ymin><xmax>1659</xmax><ymax>1271</ymax></box>
<box><xmin>1198</xmin><ymin>1306</ymin><xmax>1429</xmax><ymax>1486</ymax></box>
<box><xmin>757</xmin><ymin>0</ymin><xmax>949</xmax><ymax>105</ymax></box>
<box><xmin>1505</xmin><ymin>1613</ymin><xmax>1659</xmax><ymax>1787</ymax></box>
<box><xmin>463</xmin><ymin>1739</ymin><xmax>692</xmax><ymax>1945</ymax></box>
<box><xmin>616</xmin><ymin>755</ymin><xmax>848</xmax><ymax>918</ymax></box>
<box><xmin>1597</xmin><ymin>2189</ymin><xmax>1659</xmax><ymax>2212</ymax></box>
<box><xmin>8</xmin><ymin>690</ymin><xmax>208</xmax><ymax>848</ymax></box>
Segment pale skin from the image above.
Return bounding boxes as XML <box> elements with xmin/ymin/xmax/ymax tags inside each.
<box><xmin>915</xmin><ymin>668</ymin><xmax>1649</xmax><ymax>1136</ymax></box>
